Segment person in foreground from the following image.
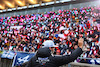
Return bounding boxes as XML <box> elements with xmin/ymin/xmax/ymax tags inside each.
<box><xmin>26</xmin><ymin>38</ymin><xmax>84</xmax><ymax>67</ymax></box>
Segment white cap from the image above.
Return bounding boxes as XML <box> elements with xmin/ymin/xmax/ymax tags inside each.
<box><xmin>42</xmin><ymin>40</ymin><xmax>58</xmax><ymax>48</ymax></box>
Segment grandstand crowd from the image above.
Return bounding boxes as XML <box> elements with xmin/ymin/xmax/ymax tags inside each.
<box><xmin>0</xmin><ymin>6</ymin><xmax>100</xmax><ymax>64</ymax></box>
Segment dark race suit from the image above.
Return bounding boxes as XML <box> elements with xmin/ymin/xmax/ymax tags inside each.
<box><xmin>26</xmin><ymin>47</ymin><xmax>83</xmax><ymax>67</ymax></box>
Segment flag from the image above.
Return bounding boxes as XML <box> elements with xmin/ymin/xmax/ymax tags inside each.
<box><xmin>12</xmin><ymin>52</ymin><xmax>35</xmax><ymax>67</ymax></box>
<box><xmin>7</xmin><ymin>51</ymin><xmax>15</xmax><ymax>59</ymax></box>
<box><xmin>88</xmin><ymin>59</ymin><xmax>100</xmax><ymax>65</ymax></box>
<box><xmin>1</xmin><ymin>51</ymin><xmax>15</xmax><ymax>59</ymax></box>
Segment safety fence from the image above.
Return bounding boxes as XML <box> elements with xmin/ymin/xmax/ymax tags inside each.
<box><xmin>0</xmin><ymin>58</ymin><xmax>13</xmax><ymax>67</ymax></box>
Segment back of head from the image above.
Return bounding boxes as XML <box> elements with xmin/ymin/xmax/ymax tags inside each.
<box><xmin>36</xmin><ymin>48</ymin><xmax>51</xmax><ymax>58</ymax></box>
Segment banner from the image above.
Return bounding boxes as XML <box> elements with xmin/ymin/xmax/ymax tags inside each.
<box><xmin>12</xmin><ymin>52</ymin><xmax>35</xmax><ymax>67</ymax></box>
<box><xmin>1</xmin><ymin>51</ymin><xmax>15</xmax><ymax>59</ymax></box>
<box><xmin>88</xmin><ymin>59</ymin><xmax>100</xmax><ymax>65</ymax></box>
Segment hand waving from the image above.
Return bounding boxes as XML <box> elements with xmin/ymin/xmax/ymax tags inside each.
<box><xmin>78</xmin><ymin>38</ymin><xmax>84</xmax><ymax>49</ymax></box>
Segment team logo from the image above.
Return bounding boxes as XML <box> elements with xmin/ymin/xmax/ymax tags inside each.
<box><xmin>36</xmin><ymin>57</ymin><xmax>50</xmax><ymax>65</ymax></box>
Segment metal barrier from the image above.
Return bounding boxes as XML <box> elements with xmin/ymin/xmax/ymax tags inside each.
<box><xmin>0</xmin><ymin>58</ymin><xmax>13</xmax><ymax>67</ymax></box>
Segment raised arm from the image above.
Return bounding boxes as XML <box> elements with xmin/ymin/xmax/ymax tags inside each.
<box><xmin>53</xmin><ymin>38</ymin><xmax>84</xmax><ymax>66</ymax></box>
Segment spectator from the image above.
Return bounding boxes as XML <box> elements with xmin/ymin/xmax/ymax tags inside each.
<box><xmin>0</xmin><ymin>6</ymin><xmax>100</xmax><ymax>65</ymax></box>
<box><xmin>26</xmin><ymin>38</ymin><xmax>83</xmax><ymax>67</ymax></box>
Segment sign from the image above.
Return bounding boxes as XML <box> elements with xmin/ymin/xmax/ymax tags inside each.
<box><xmin>12</xmin><ymin>52</ymin><xmax>35</xmax><ymax>67</ymax></box>
<box><xmin>1</xmin><ymin>51</ymin><xmax>15</xmax><ymax>59</ymax></box>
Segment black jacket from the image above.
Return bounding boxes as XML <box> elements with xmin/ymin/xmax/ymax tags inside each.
<box><xmin>26</xmin><ymin>47</ymin><xmax>83</xmax><ymax>67</ymax></box>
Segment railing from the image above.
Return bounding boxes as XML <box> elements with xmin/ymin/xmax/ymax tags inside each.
<box><xmin>0</xmin><ymin>58</ymin><xmax>13</xmax><ymax>67</ymax></box>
